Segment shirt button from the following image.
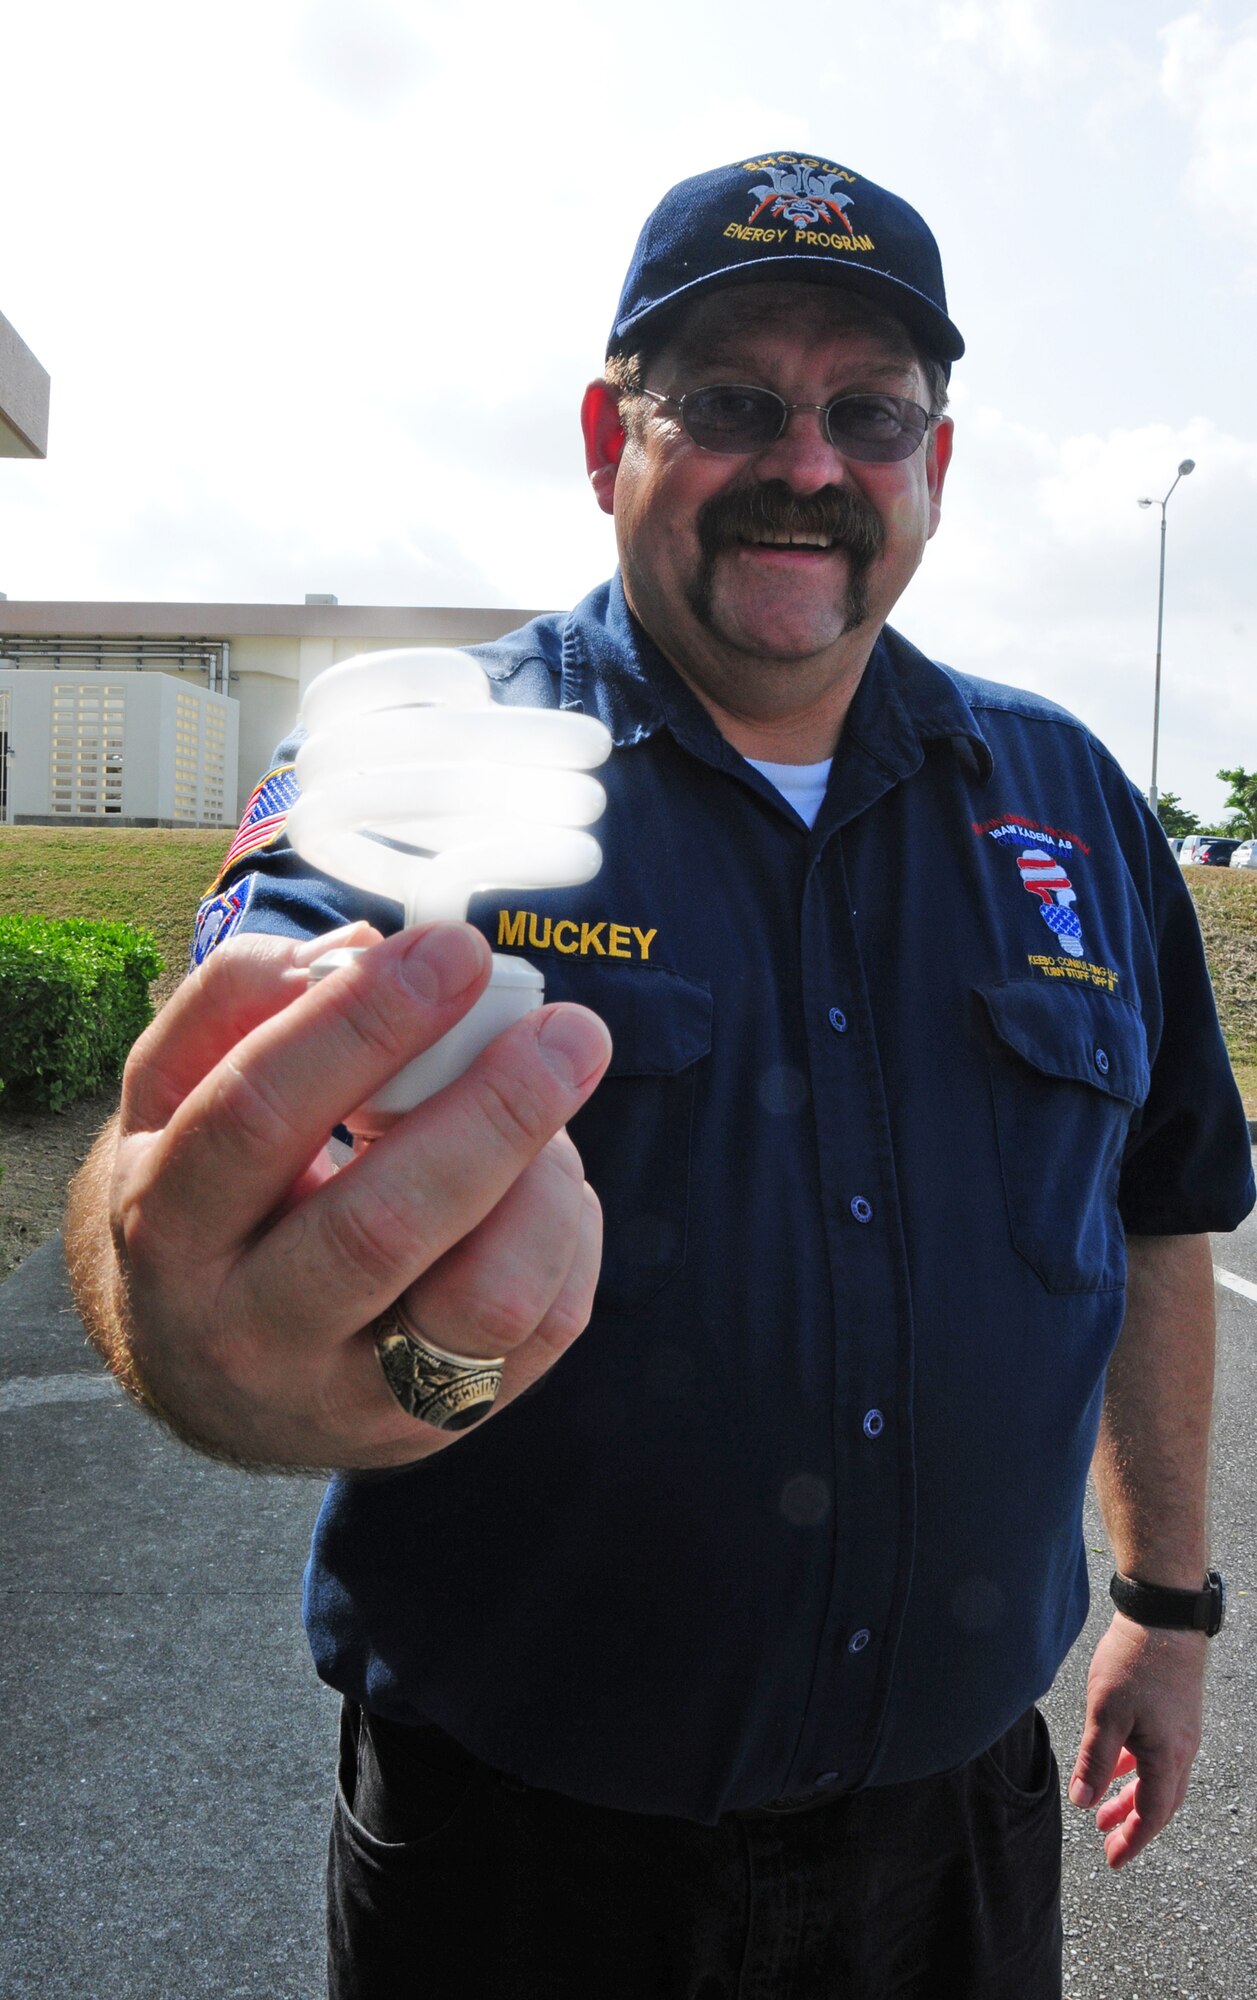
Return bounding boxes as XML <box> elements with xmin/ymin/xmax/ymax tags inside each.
<box><xmin>827</xmin><ymin>1006</ymin><xmax>848</xmax><ymax>1033</ymax></box>
<box><xmin>848</xmin><ymin>1628</ymin><xmax>872</xmax><ymax>1654</ymax></box>
<box><xmin>1094</xmin><ymin>1046</ymin><xmax>1110</xmax><ymax>1075</ymax></box>
<box><xmin>850</xmin><ymin>1196</ymin><xmax>873</xmax><ymax>1224</ymax></box>
<box><xmin>862</xmin><ymin>1409</ymin><xmax>885</xmax><ymax>1439</ymax></box>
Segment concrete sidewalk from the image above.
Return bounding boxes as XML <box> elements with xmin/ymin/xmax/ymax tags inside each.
<box><xmin>3</xmin><ymin>1211</ymin><xmax>1255</xmax><ymax>1999</ymax></box>
<box><xmin>0</xmin><ymin>1237</ymin><xmax>335</xmax><ymax>2000</ymax></box>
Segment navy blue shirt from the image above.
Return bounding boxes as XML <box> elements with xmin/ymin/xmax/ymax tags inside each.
<box><xmin>196</xmin><ymin>576</ymin><xmax>1254</xmax><ymax>1820</ymax></box>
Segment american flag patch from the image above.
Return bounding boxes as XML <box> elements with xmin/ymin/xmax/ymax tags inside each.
<box><xmin>210</xmin><ymin>766</ymin><xmax>300</xmax><ymax>889</ymax></box>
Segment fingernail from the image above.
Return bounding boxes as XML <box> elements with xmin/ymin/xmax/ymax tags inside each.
<box><xmin>1069</xmin><ymin>1780</ymin><xmax>1094</xmax><ymax>1808</ymax></box>
<box><xmin>401</xmin><ymin>925</ymin><xmax>487</xmax><ymax>1003</ymax></box>
<box><xmin>536</xmin><ymin>1007</ymin><xmax>612</xmax><ymax>1088</ymax></box>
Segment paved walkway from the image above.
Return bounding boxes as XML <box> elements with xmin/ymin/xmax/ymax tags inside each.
<box><xmin>0</xmin><ymin>1237</ymin><xmax>333</xmax><ymax>2000</ymax></box>
<box><xmin>2</xmin><ymin>1191</ymin><xmax>1255</xmax><ymax>1999</ymax></box>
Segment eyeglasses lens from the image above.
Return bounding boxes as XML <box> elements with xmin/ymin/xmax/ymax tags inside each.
<box><xmin>682</xmin><ymin>388</ymin><xmax>782</xmax><ymax>452</ymax></box>
<box><xmin>825</xmin><ymin>394</ymin><xmax>928</xmax><ymax>463</ymax></box>
<box><xmin>681</xmin><ymin>388</ymin><xmax>928</xmax><ymax>464</ymax></box>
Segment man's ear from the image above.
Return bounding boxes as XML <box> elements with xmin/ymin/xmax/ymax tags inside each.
<box><xmin>581</xmin><ymin>380</ymin><xmax>625</xmax><ymax>517</ymax></box>
<box><xmin>925</xmin><ymin>416</ymin><xmax>954</xmax><ymax>540</ymax></box>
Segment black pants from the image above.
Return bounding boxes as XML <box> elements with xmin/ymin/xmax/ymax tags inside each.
<box><xmin>327</xmin><ymin>1701</ymin><xmax>1063</xmax><ymax>1999</ymax></box>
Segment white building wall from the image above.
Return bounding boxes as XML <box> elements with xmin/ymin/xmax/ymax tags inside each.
<box><xmin>0</xmin><ymin>669</ymin><xmax>238</xmax><ymax>825</ymax></box>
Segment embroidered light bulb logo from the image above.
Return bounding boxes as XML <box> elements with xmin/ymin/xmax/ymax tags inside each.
<box><xmin>979</xmin><ymin>820</ymin><xmax>1089</xmax><ymax>961</ymax></box>
<box><xmin>1015</xmin><ymin>849</ymin><xmax>1084</xmax><ymax>958</ymax></box>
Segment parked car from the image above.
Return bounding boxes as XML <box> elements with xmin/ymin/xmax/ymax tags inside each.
<box><xmin>1179</xmin><ymin>835</ymin><xmax>1242</xmax><ymax>867</ymax></box>
<box><xmin>1169</xmin><ymin>837</ymin><xmax>1184</xmax><ymax>855</ymax></box>
<box><xmin>1228</xmin><ymin>839</ymin><xmax>1257</xmax><ymax>869</ymax></box>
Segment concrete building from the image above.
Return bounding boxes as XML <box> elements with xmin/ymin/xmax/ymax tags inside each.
<box><xmin>0</xmin><ymin>309</ymin><xmax>50</xmax><ymax>460</ymax></box>
<box><xmin>0</xmin><ymin>669</ymin><xmax>237</xmax><ymax>826</ymax></box>
<box><xmin>0</xmin><ymin>598</ymin><xmax>545</xmax><ymax>826</ymax></box>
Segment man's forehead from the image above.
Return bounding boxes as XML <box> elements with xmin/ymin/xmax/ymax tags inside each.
<box><xmin>657</xmin><ymin>282</ymin><xmax>920</xmax><ymax>372</ymax></box>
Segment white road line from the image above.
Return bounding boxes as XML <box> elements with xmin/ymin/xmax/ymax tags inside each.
<box><xmin>1214</xmin><ymin>1267</ymin><xmax>1257</xmax><ymax>1307</ymax></box>
<box><xmin>0</xmin><ymin>1372</ymin><xmax>122</xmax><ymax>1414</ymax></box>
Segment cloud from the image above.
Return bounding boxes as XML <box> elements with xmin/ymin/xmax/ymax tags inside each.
<box><xmin>1159</xmin><ymin>9</ymin><xmax>1257</xmax><ymax>249</ymax></box>
<box><xmin>936</xmin><ymin>0</ymin><xmax>1056</xmax><ymax>79</ymax></box>
<box><xmin>906</xmin><ymin>396</ymin><xmax>1257</xmax><ymax>823</ymax></box>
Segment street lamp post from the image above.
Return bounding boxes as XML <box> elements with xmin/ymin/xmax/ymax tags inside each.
<box><xmin>1137</xmin><ymin>458</ymin><xmax>1195</xmax><ymax>818</ymax></box>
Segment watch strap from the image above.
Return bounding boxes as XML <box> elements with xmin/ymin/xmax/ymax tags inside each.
<box><xmin>1109</xmin><ymin>1568</ymin><xmax>1225</xmax><ymax>1637</ymax></box>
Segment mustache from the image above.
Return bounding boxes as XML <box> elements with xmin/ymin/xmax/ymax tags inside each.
<box><xmin>696</xmin><ymin>480</ymin><xmax>885</xmax><ymax>563</ymax></box>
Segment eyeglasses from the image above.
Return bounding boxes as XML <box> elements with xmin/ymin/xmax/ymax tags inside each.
<box><xmin>639</xmin><ymin>385</ymin><xmax>939</xmax><ymax>463</ymax></box>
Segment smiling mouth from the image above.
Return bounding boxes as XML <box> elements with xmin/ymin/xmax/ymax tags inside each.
<box><xmin>699</xmin><ymin>480</ymin><xmax>884</xmax><ymax>564</ymax></box>
<box><xmin>736</xmin><ymin>530</ymin><xmax>837</xmax><ymax>550</ymax></box>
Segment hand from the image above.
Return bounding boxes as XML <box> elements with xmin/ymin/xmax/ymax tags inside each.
<box><xmin>1068</xmin><ymin>1611</ymin><xmax>1207</xmax><ymax>1867</ymax></box>
<box><xmin>71</xmin><ymin>920</ymin><xmax>611</xmax><ymax>1471</ymax></box>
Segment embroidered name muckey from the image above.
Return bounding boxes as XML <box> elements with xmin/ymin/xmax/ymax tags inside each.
<box><xmin>497</xmin><ymin>909</ymin><xmax>657</xmax><ymax>960</ymax></box>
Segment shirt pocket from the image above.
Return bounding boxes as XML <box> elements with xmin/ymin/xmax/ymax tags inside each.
<box><xmin>543</xmin><ymin>961</ymin><xmax>713</xmax><ymax>1314</ymax></box>
<box><xmin>978</xmin><ymin>981</ymin><xmax>1151</xmax><ymax>1295</ymax></box>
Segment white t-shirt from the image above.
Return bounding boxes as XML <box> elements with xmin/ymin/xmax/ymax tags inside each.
<box><xmin>744</xmin><ymin>756</ymin><xmax>833</xmax><ymax>830</ymax></box>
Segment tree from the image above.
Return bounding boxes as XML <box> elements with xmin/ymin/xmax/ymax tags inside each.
<box><xmin>1156</xmin><ymin>792</ymin><xmax>1201</xmax><ymax>838</ymax></box>
<box><xmin>1216</xmin><ymin>768</ymin><xmax>1257</xmax><ymax>838</ymax></box>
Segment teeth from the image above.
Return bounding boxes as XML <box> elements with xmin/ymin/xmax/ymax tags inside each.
<box><xmin>746</xmin><ymin>531</ymin><xmax>833</xmax><ymax>548</ymax></box>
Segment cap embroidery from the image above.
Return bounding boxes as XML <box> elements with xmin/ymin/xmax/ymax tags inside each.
<box><xmin>745</xmin><ymin>160</ymin><xmax>857</xmax><ymax>234</ymax></box>
<box><xmin>723</xmin><ymin>158</ymin><xmax>874</xmax><ymax>253</ymax></box>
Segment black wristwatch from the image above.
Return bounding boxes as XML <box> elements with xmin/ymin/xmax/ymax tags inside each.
<box><xmin>1109</xmin><ymin>1569</ymin><xmax>1226</xmax><ymax>1637</ymax></box>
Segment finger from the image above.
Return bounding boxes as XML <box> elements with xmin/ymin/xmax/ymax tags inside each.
<box><xmin>124</xmin><ymin>924</ymin><xmax>492</xmax><ymax>1259</ymax></box>
<box><xmin>395</xmin><ymin>1131</ymin><xmax>589</xmax><ymax>1359</ymax></box>
<box><xmin>1100</xmin><ymin>1778</ymin><xmax>1177</xmax><ymax>1870</ymax></box>
<box><xmin>243</xmin><ymin>1001</ymin><xmax>613</xmax><ymax>1339</ymax></box>
<box><xmin>1086</xmin><ymin>1746</ymin><xmax>1137</xmax><ymax>1814</ymax></box>
<box><xmin>343</xmin><ymin>1179</ymin><xmax>604</xmax><ymax>1459</ymax></box>
<box><xmin>504</xmin><ymin>1180</ymin><xmax>604</xmax><ymax>1385</ymax></box>
<box><xmin>177</xmin><ymin>1059</ymin><xmax>606</xmax><ymax>1471</ymax></box>
<box><xmin>120</xmin><ymin>922</ymin><xmax>384</xmax><ymax>1132</ymax></box>
<box><xmin>1100</xmin><ymin>1786</ymin><xmax>1146</xmax><ymax>1869</ymax></box>
<box><xmin>1096</xmin><ymin>1755</ymin><xmax>1188</xmax><ymax>1862</ymax></box>
<box><xmin>1069</xmin><ymin>1711</ymin><xmax>1128</xmax><ymax>1810</ymax></box>
<box><xmin>1095</xmin><ymin>1776</ymin><xmax>1137</xmax><ymax>1834</ymax></box>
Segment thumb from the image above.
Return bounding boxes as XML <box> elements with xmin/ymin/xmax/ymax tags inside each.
<box><xmin>1069</xmin><ymin>1713</ymin><xmax>1130</xmax><ymax>1809</ymax></box>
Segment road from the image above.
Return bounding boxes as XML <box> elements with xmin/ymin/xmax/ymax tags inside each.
<box><xmin>1</xmin><ymin>1178</ymin><xmax>1254</xmax><ymax>1999</ymax></box>
<box><xmin>1043</xmin><ymin>1181</ymin><xmax>1257</xmax><ymax>2000</ymax></box>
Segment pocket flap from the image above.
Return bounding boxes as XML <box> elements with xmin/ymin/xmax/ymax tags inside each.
<box><xmin>979</xmin><ymin>981</ymin><xmax>1150</xmax><ymax>1108</ymax></box>
<box><xmin>540</xmin><ymin>961</ymin><xmax>713</xmax><ymax>1078</ymax></box>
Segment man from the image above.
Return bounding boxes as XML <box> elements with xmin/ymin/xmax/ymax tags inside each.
<box><xmin>66</xmin><ymin>152</ymin><xmax>1253</xmax><ymax>1998</ymax></box>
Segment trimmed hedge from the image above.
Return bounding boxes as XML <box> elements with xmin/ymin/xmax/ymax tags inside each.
<box><xmin>0</xmin><ymin>915</ymin><xmax>164</xmax><ymax>1111</ymax></box>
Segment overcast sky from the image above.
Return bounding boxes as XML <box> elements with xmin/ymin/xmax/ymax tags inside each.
<box><xmin>2</xmin><ymin>0</ymin><xmax>1254</xmax><ymax>824</ymax></box>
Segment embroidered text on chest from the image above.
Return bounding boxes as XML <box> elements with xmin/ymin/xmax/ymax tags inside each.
<box><xmin>497</xmin><ymin>909</ymin><xmax>658</xmax><ymax>960</ymax></box>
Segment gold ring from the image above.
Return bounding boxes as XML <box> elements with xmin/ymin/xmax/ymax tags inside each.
<box><xmin>374</xmin><ymin>1304</ymin><xmax>505</xmax><ymax>1431</ymax></box>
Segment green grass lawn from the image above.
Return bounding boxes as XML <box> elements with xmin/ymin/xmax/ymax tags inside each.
<box><xmin>0</xmin><ymin>825</ymin><xmax>231</xmax><ymax>1005</ymax></box>
<box><xmin>1182</xmin><ymin>867</ymin><xmax>1257</xmax><ymax>1113</ymax></box>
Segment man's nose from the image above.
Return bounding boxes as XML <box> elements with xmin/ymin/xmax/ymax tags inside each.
<box><xmin>750</xmin><ymin>406</ymin><xmax>852</xmax><ymax>494</ymax></box>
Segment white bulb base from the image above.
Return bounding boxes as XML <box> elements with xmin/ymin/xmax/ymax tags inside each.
<box><xmin>308</xmin><ymin>947</ymin><xmax>545</xmax><ymax>1139</ymax></box>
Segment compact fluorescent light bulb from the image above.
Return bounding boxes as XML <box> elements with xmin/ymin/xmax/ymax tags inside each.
<box><xmin>289</xmin><ymin>647</ymin><xmax>612</xmax><ymax>1132</ymax></box>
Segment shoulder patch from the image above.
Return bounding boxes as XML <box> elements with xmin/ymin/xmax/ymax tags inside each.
<box><xmin>190</xmin><ymin>872</ymin><xmax>258</xmax><ymax>968</ymax></box>
<box><xmin>209</xmin><ymin>765</ymin><xmax>300</xmax><ymax>891</ymax></box>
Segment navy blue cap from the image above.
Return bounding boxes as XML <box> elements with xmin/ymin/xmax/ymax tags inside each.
<box><xmin>608</xmin><ymin>150</ymin><xmax>964</xmax><ymax>371</ymax></box>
